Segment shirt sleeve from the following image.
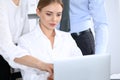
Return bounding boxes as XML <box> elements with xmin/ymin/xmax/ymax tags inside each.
<box><xmin>8</xmin><ymin>36</ymin><xmax>32</xmax><ymax>69</ymax></box>
<box><xmin>0</xmin><ymin>1</ymin><xmax>30</xmax><ymax>68</ymax></box>
<box><xmin>21</xmin><ymin>0</ymin><xmax>30</xmax><ymax>35</ymax></box>
<box><xmin>89</xmin><ymin>0</ymin><xmax>109</xmax><ymax>54</ymax></box>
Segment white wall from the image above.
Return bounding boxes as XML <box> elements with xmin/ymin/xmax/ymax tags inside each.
<box><xmin>105</xmin><ymin>0</ymin><xmax>120</xmax><ymax>74</ymax></box>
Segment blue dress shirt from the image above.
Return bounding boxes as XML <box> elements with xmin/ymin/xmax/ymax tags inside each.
<box><xmin>60</xmin><ymin>0</ymin><xmax>108</xmax><ymax>54</ymax></box>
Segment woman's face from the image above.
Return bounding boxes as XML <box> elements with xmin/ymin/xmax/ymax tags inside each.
<box><xmin>37</xmin><ymin>2</ymin><xmax>63</xmax><ymax>31</ymax></box>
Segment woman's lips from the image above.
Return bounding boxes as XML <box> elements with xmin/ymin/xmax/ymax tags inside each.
<box><xmin>50</xmin><ymin>23</ymin><xmax>56</xmax><ymax>27</ymax></box>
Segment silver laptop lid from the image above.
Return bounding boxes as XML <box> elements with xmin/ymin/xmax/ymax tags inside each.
<box><xmin>54</xmin><ymin>54</ymin><xmax>110</xmax><ymax>80</ymax></box>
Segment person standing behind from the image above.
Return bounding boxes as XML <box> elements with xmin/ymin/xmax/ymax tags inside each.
<box><xmin>0</xmin><ymin>0</ymin><xmax>29</xmax><ymax>79</ymax></box>
<box><xmin>60</xmin><ymin>0</ymin><xmax>108</xmax><ymax>55</ymax></box>
<box><xmin>0</xmin><ymin>0</ymin><xmax>53</xmax><ymax>79</ymax></box>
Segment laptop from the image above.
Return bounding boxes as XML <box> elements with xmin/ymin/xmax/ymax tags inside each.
<box><xmin>54</xmin><ymin>54</ymin><xmax>110</xmax><ymax>80</ymax></box>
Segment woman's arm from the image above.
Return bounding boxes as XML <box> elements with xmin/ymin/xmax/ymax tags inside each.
<box><xmin>14</xmin><ymin>55</ymin><xmax>53</xmax><ymax>75</ymax></box>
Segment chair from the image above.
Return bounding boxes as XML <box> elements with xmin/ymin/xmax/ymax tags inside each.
<box><xmin>10</xmin><ymin>68</ymin><xmax>22</xmax><ymax>80</ymax></box>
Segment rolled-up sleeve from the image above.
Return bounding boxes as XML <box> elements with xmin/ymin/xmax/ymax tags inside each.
<box><xmin>0</xmin><ymin>0</ymin><xmax>30</xmax><ymax>69</ymax></box>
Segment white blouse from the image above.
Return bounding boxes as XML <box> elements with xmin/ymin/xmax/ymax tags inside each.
<box><xmin>0</xmin><ymin>0</ymin><xmax>30</xmax><ymax>67</ymax></box>
<box><xmin>17</xmin><ymin>24</ymin><xmax>83</xmax><ymax>80</ymax></box>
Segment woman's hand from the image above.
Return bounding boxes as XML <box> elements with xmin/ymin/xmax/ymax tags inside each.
<box><xmin>37</xmin><ymin>61</ymin><xmax>54</xmax><ymax>80</ymax></box>
<box><xmin>38</xmin><ymin>62</ymin><xmax>53</xmax><ymax>75</ymax></box>
<box><xmin>48</xmin><ymin>72</ymin><xmax>54</xmax><ymax>80</ymax></box>
<box><xmin>40</xmin><ymin>63</ymin><xmax>54</xmax><ymax>80</ymax></box>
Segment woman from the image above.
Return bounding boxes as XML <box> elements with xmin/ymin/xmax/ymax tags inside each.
<box><xmin>16</xmin><ymin>0</ymin><xmax>82</xmax><ymax>80</ymax></box>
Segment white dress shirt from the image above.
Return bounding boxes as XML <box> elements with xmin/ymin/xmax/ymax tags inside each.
<box><xmin>0</xmin><ymin>0</ymin><xmax>30</xmax><ymax>67</ymax></box>
<box><xmin>17</xmin><ymin>23</ymin><xmax>82</xmax><ymax>80</ymax></box>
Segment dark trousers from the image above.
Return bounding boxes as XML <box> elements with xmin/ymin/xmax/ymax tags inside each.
<box><xmin>0</xmin><ymin>55</ymin><xmax>11</xmax><ymax>80</ymax></box>
<box><xmin>71</xmin><ymin>29</ymin><xmax>95</xmax><ymax>55</ymax></box>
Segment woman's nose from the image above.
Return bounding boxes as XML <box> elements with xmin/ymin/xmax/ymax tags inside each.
<box><xmin>52</xmin><ymin>16</ymin><xmax>57</xmax><ymax>21</ymax></box>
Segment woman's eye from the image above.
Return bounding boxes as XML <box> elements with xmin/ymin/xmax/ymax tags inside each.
<box><xmin>46</xmin><ymin>13</ymin><xmax>51</xmax><ymax>16</ymax></box>
<box><xmin>57</xmin><ymin>13</ymin><xmax>62</xmax><ymax>17</ymax></box>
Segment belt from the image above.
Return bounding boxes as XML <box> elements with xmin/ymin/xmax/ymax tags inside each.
<box><xmin>71</xmin><ymin>29</ymin><xmax>91</xmax><ymax>36</ymax></box>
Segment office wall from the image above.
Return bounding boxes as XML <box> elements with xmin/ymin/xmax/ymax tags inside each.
<box><xmin>105</xmin><ymin>0</ymin><xmax>120</xmax><ymax>74</ymax></box>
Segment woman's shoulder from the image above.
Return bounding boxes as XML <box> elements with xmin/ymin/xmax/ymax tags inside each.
<box><xmin>57</xmin><ymin>29</ymin><xmax>70</xmax><ymax>36</ymax></box>
<box><xmin>56</xmin><ymin>29</ymin><xmax>73</xmax><ymax>39</ymax></box>
<box><xmin>20</xmin><ymin>29</ymin><xmax>37</xmax><ymax>41</ymax></box>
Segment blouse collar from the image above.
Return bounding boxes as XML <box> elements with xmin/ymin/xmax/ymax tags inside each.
<box><xmin>35</xmin><ymin>23</ymin><xmax>61</xmax><ymax>39</ymax></box>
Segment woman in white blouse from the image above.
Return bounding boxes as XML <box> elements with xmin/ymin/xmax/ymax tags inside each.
<box><xmin>16</xmin><ymin>0</ymin><xmax>83</xmax><ymax>80</ymax></box>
